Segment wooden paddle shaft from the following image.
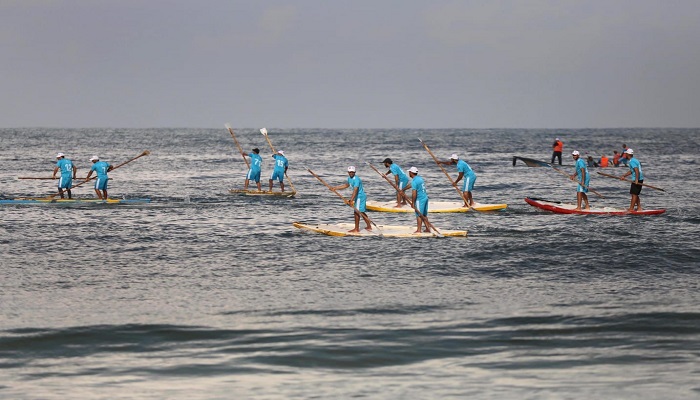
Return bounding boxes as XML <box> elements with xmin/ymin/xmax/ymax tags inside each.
<box><xmin>597</xmin><ymin>171</ymin><xmax>665</xmax><ymax>192</ymax></box>
<box><xmin>226</xmin><ymin>124</ymin><xmax>250</xmax><ymax>169</ymax></box>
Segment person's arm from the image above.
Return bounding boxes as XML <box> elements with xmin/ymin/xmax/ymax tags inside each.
<box><xmin>412</xmin><ymin>188</ymin><xmax>417</xmax><ymax>204</ymax></box>
<box><xmin>107</xmin><ymin>165</ymin><xmax>114</xmax><ymax>172</ymax></box>
<box><xmin>454</xmin><ymin>171</ymin><xmax>464</xmax><ymax>184</ymax></box>
<box><xmin>72</xmin><ymin>164</ymin><xmax>77</xmax><ymax>179</ymax></box>
<box><xmin>436</xmin><ymin>159</ymin><xmax>451</xmax><ymax>165</ymax></box>
<box><xmin>52</xmin><ymin>166</ymin><xmax>59</xmax><ymax>179</ymax></box>
<box><xmin>633</xmin><ymin>167</ymin><xmax>640</xmax><ymax>184</ymax></box>
<box><xmin>333</xmin><ymin>183</ymin><xmax>350</xmax><ymax>191</ymax></box>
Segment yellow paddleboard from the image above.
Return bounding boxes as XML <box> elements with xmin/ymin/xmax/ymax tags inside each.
<box><xmin>365</xmin><ymin>200</ymin><xmax>507</xmax><ymax>213</ymax></box>
<box><xmin>293</xmin><ymin>222</ymin><xmax>467</xmax><ymax>237</ymax></box>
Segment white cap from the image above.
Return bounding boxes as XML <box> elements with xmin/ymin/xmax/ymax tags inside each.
<box><xmin>555</xmin><ymin>137</ymin><xmax>560</xmax><ymax>140</ymax></box>
<box><xmin>624</xmin><ymin>148</ymin><xmax>633</xmax><ymax>155</ymax></box>
<box><xmin>571</xmin><ymin>150</ymin><xmax>580</xmax><ymax>156</ymax></box>
<box><xmin>347</xmin><ymin>166</ymin><xmax>356</xmax><ymax>172</ymax></box>
<box><xmin>408</xmin><ymin>166</ymin><xmax>418</xmax><ymax>173</ymax></box>
<box><xmin>277</xmin><ymin>150</ymin><xmax>284</xmax><ymax>155</ymax></box>
<box><xmin>56</xmin><ymin>152</ymin><xmax>65</xmax><ymax>158</ymax></box>
<box><xmin>450</xmin><ymin>153</ymin><xmax>459</xmax><ymax>160</ymax></box>
<box><xmin>90</xmin><ymin>156</ymin><xmax>99</xmax><ymax>161</ymax></box>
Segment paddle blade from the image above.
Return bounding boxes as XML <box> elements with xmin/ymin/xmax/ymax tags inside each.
<box><xmin>260</xmin><ymin>128</ymin><xmax>268</xmax><ymax>135</ymax></box>
<box><xmin>141</xmin><ymin>150</ymin><xmax>151</xmax><ymax>156</ymax></box>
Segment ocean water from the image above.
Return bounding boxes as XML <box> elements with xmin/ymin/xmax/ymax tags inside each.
<box><xmin>0</xmin><ymin>127</ymin><xmax>699</xmax><ymax>399</ymax></box>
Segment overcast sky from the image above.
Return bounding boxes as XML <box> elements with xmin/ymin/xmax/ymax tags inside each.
<box><xmin>1</xmin><ymin>0</ymin><xmax>699</xmax><ymax>129</ymax></box>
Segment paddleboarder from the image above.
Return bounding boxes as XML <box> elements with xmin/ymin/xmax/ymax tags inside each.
<box><xmin>85</xmin><ymin>156</ymin><xmax>113</xmax><ymax>200</ymax></box>
<box><xmin>552</xmin><ymin>137</ymin><xmax>564</xmax><ymax>165</ymax></box>
<box><xmin>241</xmin><ymin>148</ymin><xmax>262</xmax><ymax>191</ymax></box>
<box><xmin>382</xmin><ymin>158</ymin><xmax>409</xmax><ymax>208</ymax></box>
<box><xmin>406</xmin><ymin>167</ymin><xmax>432</xmax><ymax>234</ymax></box>
<box><xmin>52</xmin><ymin>153</ymin><xmax>77</xmax><ymax>199</ymax></box>
<box><xmin>620</xmin><ymin>148</ymin><xmax>644</xmax><ymax>212</ymax></box>
<box><xmin>438</xmin><ymin>154</ymin><xmax>476</xmax><ymax>208</ymax></box>
<box><xmin>268</xmin><ymin>150</ymin><xmax>288</xmax><ymax>192</ymax></box>
<box><xmin>570</xmin><ymin>150</ymin><xmax>590</xmax><ymax>211</ymax></box>
<box><xmin>332</xmin><ymin>166</ymin><xmax>372</xmax><ymax>233</ymax></box>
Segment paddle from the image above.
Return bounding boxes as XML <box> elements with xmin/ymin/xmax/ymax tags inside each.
<box><xmin>597</xmin><ymin>171</ymin><xmax>666</xmax><ymax>192</ymax></box>
<box><xmin>19</xmin><ymin>177</ymin><xmax>109</xmax><ymax>180</ymax></box>
<box><xmin>260</xmin><ymin>128</ymin><xmax>297</xmax><ymax>193</ymax></box>
<box><xmin>418</xmin><ymin>138</ymin><xmax>473</xmax><ymax>210</ymax></box>
<box><xmin>550</xmin><ymin>166</ymin><xmax>604</xmax><ymax>198</ymax></box>
<box><xmin>366</xmin><ymin>162</ymin><xmax>443</xmax><ymax>237</ymax></box>
<box><xmin>48</xmin><ymin>150</ymin><xmax>150</xmax><ymax>198</ymax></box>
<box><xmin>225</xmin><ymin>123</ymin><xmax>250</xmax><ymax>169</ymax></box>
<box><xmin>306</xmin><ymin>167</ymin><xmax>383</xmax><ymax>235</ymax></box>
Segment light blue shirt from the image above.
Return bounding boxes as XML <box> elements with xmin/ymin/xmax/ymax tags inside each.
<box><xmin>628</xmin><ymin>158</ymin><xmax>643</xmax><ymax>181</ymax></box>
<box><xmin>56</xmin><ymin>158</ymin><xmax>74</xmax><ymax>177</ymax></box>
<box><xmin>456</xmin><ymin>159</ymin><xmax>475</xmax><ymax>176</ymax></box>
<box><xmin>575</xmin><ymin>158</ymin><xmax>590</xmax><ymax>185</ymax></box>
<box><xmin>249</xmin><ymin>153</ymin><xmax>262</xmax><ymax>172</ymax></box>
<box><xmin>272</xmin><ymin>154</ymin><xmax>288</xmax><ymax>172</ymax></box>
<box><xmin>90</xmin><ymin>161</ymin><xmax>111</xmax><ymax>178</ymax></box>
<box><xmin>411</xmin><ymin>175</ymin><xmax>428</xmax><ymax>200</ymax></box>
<box><xmin>347</xmin><ymin>175</ymin><xmax>366</xmax><ymax>201</ymax></box>
<box><xmin>389</xmin><ymin>164</ymin><xmax>409</xmax><ymax>185</ymax></box>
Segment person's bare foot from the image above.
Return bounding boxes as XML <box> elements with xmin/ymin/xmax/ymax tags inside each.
<box><xmin>348</xmin><ymin>229</ymin><xmax>360</xmax><ymax>233</ymax></box>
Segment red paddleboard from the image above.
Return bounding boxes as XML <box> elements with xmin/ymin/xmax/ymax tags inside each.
<box><xmin>524</xmin><ymin>197</ymin><xmax>665</xmax><ymax>215</ymax></box>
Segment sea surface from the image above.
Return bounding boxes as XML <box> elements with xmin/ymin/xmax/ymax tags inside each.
<box><xmin>1</xmin><ymin>128</ymin><xmax>699</xmax><ymax>399</ymax></box>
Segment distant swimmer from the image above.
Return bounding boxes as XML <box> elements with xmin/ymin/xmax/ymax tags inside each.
<box><xmin>332</xmin><ymin>166</ymin><xmax>373</xmax><ymax>233</ymax></box>
<box><xmin>382</xmin><ymin>158</ymin><xmax>409</xmax><ymax>208</ymax></box>
<box><xmin>552</xmin><ymin>137</ymin><xmax>564</xmax><ymax>165</ymax></box>
<box><xmin>620</xmin><ymin>148</ymin><xmax>644</xmax><ymax>212</ymax></box>
<box><xmin>85</xmin><ymin>156</ymin><xmax>113</xmax><ymax>200</ymax></box>
<box><xmin>242</xmin><ymin>148</ymin><xmax>262</xmax><ymax>191</ymax></box>
<box><xmin>437</xmin><ymin>153</ymin><xmax>476</xmax><ymax>208</ymax></box>
<box><xmin>52</xmin><ymin>152</ymin><xmax>77</xmax><ymax>199</ymax></box>
<box><xmin>268</xmin><ymin>150</ymin><xmax>288</xmax><ymax>192</ymax></box>
<box><xmin>570</xmin><ymin>150</ymin><xmax>590</xmax><ymax>211</ymax></box>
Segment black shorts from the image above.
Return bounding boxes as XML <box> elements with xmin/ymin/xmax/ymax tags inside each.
<box><xmin>630</xmin><ymin>180</ymin><xmax>643</xmax><ymax>196</ymax></box>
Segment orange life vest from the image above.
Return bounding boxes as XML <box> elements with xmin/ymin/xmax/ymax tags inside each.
<box><xmin>600</xmin><ymin>156</ymin><xmax>609</xmax><ymax>167</ymax></box>
<box><xmin>553</xmin><ymin>140</ymin><xmax>563</xmax><ymax>152</ymax></box>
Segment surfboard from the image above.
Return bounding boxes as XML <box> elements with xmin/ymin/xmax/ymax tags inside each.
<box><xmin>229</xmin><ymin>189</ymin><xmax>296</xmax><ymax>198</ymax></box>
<box><xmin>366</xmin><ymin>200</ymin><xmax>507</xmax><ymax>213</ymax></box>
<box><xmin>524</xmin><ymin>197</ymin><xmax>665</xmax><ymax>215</ymax></box>
<box><xmin>0</xmin><ymin>198</ymin><xmax>151</xmax><ymax>205</ymax></box>
<box><xmin>293</xmin><ymin>222</ymin><xmax>467</xmax><ymax>237</ymax></box>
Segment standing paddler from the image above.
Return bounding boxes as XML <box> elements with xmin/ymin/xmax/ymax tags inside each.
<box><xmin>85</xmin><ymin>156</ymin><xmax>113</xmax><ymax>200</ymax></box>
<box><xmin>269</xmin><ymin>150</ymin><xmax>288</xmax><ymax>192</ymax></box>
<box><xmin>620</xmin><ymin>148</ymin><xmax>644</xmax><ymax>211</ymax></box>
<box><xmin>406</xmin><ymin>166</ymin><xmax>432</xmax><ymax>234</ymax></box>
<box><xmin>570</xmin><ymin>150</ymin><xmax>590</xmax><ymax>211</ymax></box>
<box><xmin>382</xmin><ymin>158</ymin><xmax>409</xmax><ymax>208</ymax></box>
<box><xmin>52</xmin><ymin>152</ymin><xmax>77</xmax><ymax>199</ymax></box>
<box><xmin>332</xmin><ymin>166</ymin><xmax>373</xmax><ymax>233</ymax></box>
<box><xmin>437</xmin><ymin>153</ymin><xmax>477</xmax><ymax>208</ymax></box>
<box><xmin>241</xmin><ymin>148</ymin><xmax>263</xmax><ymax>191</ymax></box>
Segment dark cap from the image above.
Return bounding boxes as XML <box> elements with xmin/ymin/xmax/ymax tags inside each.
<box><xmin>382</xmin><ymin>158</ymin><xmax>392</xmax><ymax>164</ymax></box>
